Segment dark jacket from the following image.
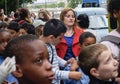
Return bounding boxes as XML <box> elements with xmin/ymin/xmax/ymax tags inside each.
<box><xmin>89</xmin><ymin>76</ymin><xmax>118</xmax><ymax>84</ymax></box>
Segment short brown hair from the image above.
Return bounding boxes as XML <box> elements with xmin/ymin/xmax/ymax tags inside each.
<box><xmin>78</xmin><ymin>44</ymin><xmax>108</xmax><ymax>76</ymax></box>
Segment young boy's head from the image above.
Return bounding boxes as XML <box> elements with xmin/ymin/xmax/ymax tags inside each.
<box><xmin>0</xmin><ymin>29</ymin><xmax>11</xmax><ymax>55</ymax></box>
<box><xmin>8</xmin><ymin>21</ymin><xmax>20</xmax><ymax>39</ymax></box>
<box><xmin>18</xmin><ymin>22</ymin><xmax>35</xmax><ymax>36</ymax></box>
<box><xmin>42</xmin><ymin>19</ymin><xmax>67</xmax><ymax>45</ymax></box>
<box><xmin>78</xmin><ymin>44</ymin><xmax>118</xmax><ymax>80</ymax></box>
<box><xmin>4</xmin><ymin>34</ymin><xmax>54</xmax><ymax>84</ymax></box>
<box><xmin>79</xmin><ymin>32</ymin><xmax>96</xmax><ymax>49</ymax></box>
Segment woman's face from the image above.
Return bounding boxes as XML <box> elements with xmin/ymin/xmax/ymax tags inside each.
<box><xmin>38</xmin><ymin>13</ymin><xmax>44</xmax><ymax>19</ymax></box>
<box><xmin>63</xmin><ymin>10</ymin><xmax>75</xmax><ymax>27</ymax></box>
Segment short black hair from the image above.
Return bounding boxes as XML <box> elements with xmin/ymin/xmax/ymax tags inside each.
<box><xmin>79</xmin><ymin>32</ymin><xmax>96</xmax><ymax>45</ymax></box>
<box><xmin>8</xmin><ymin>21</ymin><xmax>20</xmax><ymax>32</ymax></box>
<box><xmin>19</xmin><ymin>22</ymin><xmax>35</xmax><ymax>35</ymax></box>
<box><xmin>4</xmin><ymin>34</ymin><xmax>38</xmax><ymax>63</ymax></box>
<box><xmin>77</xmin><ymin>14</ymin><xmax>89</xmax><ymax>28</ymax></box>
<box><xmin>108</xmin><ymin>0</ymin><xmax>120</xmax><ymax>17</ymax></box>
<box><xmin>43</xmin><ymin>19</ymin><xmax>67</xmax><ymax>38</ymax></box>
<box><xmin>0</xmin><ymin>29</ymin><xmax>9</xmax><ymax>34</ymax></box>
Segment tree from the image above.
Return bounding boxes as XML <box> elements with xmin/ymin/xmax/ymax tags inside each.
<box><xmin>57</xmin><ymin>2</ymin><xmax>65</xmax><ymax>8</ymax></box>
<box><xmin>0</xmin><ymin>0</ymin><xmax>33</xmax><ymax>15</ymax></box>
<box><xmin>67</xmin><ymin>0</ymin><xmax>82</xmax><ymax>8</ymax></box>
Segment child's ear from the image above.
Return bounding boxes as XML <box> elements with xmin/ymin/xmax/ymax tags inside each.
<box><xmin>49</xmin><ymin>35</ymin><xmax>54</xmax><ymax>39</ymax></box>
<box><xmin>13</xmin><ymin>64</ymin><xmax>23</xmax><ymax>78</ymax></box>
<box><xmin>90</xmin><ymin>68</ymin><xmax>99</xmax><ymax>78</ymax></box>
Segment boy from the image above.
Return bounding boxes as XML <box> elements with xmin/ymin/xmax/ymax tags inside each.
<box><xmin>0</xmin><ymin>29</ymin><xmax>17</xmax><ymax>83</ymax></box>
<box><xmin>8</xmin><ymin>21</ymin><xmax>20</xmax><ymax>39</ymax></box>
<box><xmin>40</xmin><ymin>19</ymin><xmax>82</xmax><ymax>84</ymax></box>
<box><xmin>79</xmin><ymin>44</ymin><xmax>118</xmax><ymax>84</ymax></box>
<box><xmin>4</xmin><ymin>34</ymin><xmax>54</xmax><ymax>84</ymax></box>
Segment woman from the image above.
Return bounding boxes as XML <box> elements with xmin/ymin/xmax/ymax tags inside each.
<box><xmin>56</xmin><ymin>8</ymin><xmax>84</xmax><ymax>61</ymax></box>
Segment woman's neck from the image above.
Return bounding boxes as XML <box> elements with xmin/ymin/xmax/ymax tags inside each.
<box><xmin>64</xmin><ymin>27</ymin><xmax>74</xmax><ymax>37</ymax></box>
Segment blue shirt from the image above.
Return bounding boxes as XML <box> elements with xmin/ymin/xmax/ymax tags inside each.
<box><xmin>0</xmin><ymin>56</ymin><xmax>18</xmax><ymax>83</ymax></box>
<box><xmin>63</xmin><ymin>64</ymin><xmax>90</xmax><ymax>84</ymax></box>
<box><xmin>64</xmin><ymin>35</ymin><xmax>75</xmax><ymax>61</ymax></box>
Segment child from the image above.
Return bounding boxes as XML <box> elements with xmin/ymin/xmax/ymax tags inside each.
<box><xmin>0</xmin><ymin>29</ymin><xmax>18</xmax><ymax>83</ymax></box>
<box><xmin>18</xmin><ymin>22</ymin><xmax>35</xmax><ymax>36</ymax></box>
<box><xmin>4</xmin><ymin>34</ymin><xmax>54</xmax><ymax>84</ymax></box>
<box><xmin>33</xmin><ymin>19</ymin><xmax>46</xmax><ymax>38</ymax></box>
<box><xmin>63</xmin><ymin>32</ymin><xmax>96</xmax><ymax>84</ymax></box>
<box><xmin>40</xmin><ymin>19</ymin><xmax>82</xmax><ymax>84</ymax></box>
<box><xmin>8</xmin><ymin>21</ymin><xmax>20</xmax><ymax>39</ymax></box>
<box><xmin>79</xmin><ymin>32</ymin><xmax>96</xmax><ymax>50</ymax></box>
<box><xmin>79</xmin><ymin>44</ymin><xmax>119</xmax><ymax>84</ymax></box>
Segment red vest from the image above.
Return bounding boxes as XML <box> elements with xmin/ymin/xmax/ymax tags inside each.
<box><xmin>56</xmin><ymin>27</ymin><xmax>84</xmax><ymax>59</ymax></box>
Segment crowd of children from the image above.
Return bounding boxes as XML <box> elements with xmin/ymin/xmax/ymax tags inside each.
<box><xmin>0</xmin><ymin>0</ymin><xmax>120</xmax><ymax>84</ymax></box>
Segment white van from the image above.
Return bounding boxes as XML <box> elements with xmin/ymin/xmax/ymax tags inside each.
<box><xmin>74</xmin><ymin>7</ymin><xmax>108</xmax><ymax>42</ymax></box>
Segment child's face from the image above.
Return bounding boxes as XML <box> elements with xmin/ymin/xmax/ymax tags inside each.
<box><xmin>18</xmin><ymin>29</ymin><xmax>27</xmax><ymax>36</ymax></box>
<box><xmin>52</xmin><ymin>33</ymin><xmax>64</xmax><ymax>45</ymax></box>
<box><xmin>80</xmin><ymin>37</ymin><xmax>96</xmax><ymax>49</ymax></box>
<box><xmin>0</xmin><ymin>32</ymin><xmax>11</xmax><ymax>54</ymax></box>
<box><xmin>8</xmin><ymin>29</ymin><xmax>17</xmax><ymax>39</ymax></box>
<box><xmin>18</xmin><ymin>40</ymin><xmax>54</xmax><ymax>84</ymax></box>
<box><xmin>95</xmin><ymin>50</ymin><xmax>119</xmax><ymax>80</ymax></box>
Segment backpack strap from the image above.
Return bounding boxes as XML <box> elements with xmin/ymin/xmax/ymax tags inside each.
<box><xmin>46</xmin><ymin>43</ymin><xmax>54</xmax><ymax>64</ymax></box>
<box><xmin>101</xmin><ymin>35</ymin><xmax>120</xmax><ymax>48</ymax></box>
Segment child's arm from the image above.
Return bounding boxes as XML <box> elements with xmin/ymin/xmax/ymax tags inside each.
<box><xmin>53</xmin><ymin>67</ymin><xmax>82</xmax><ymax>80</ymax></box>
<box><xmin>57</xmin><ymin>55</ymin><xmax>67</xmax><ymax>67</ymax></box>
<box><xmin>57</xmin><ymin>56</ymin><xmax>78</xmax><ymax>69</ymax></box>
<box><xmin>70</xmin><ymin>61</ymin><xmax>79</xmax><ymax>71</ymax></box>
<box><xmin>69</xmin><ymin>71</ymin><xmax>82</xmax><ymax>80</ymax></box>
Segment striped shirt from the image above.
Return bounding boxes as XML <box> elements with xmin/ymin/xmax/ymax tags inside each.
<box><xmin>46</xmin><ymin>44</ymin><xmax>70</xmax><ymax>84</ymax></box>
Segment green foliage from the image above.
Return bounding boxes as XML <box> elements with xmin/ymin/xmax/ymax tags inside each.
<box><xmin>47</xmin><ymin>3</ymin><xmax>57</xmax><ymax>8</ymax></box>
<box><xmin>67</xmin><ymin>0</ymin><xmax>82</xmax><ymax>8</ymax></box>
<box><xmin>0</xmin><ymin>0</ymin><xmax>33</xmax><ymax>15</ymax></box>
<box><xmin>57</xmin><ymin>2</ymin><xmax>65</xmax><ymax>8</ymax></box>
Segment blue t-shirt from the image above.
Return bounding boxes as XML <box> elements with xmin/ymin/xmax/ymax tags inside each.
<box><xmin>63</xmin><ymin>64</ymin><xmax>90</xmax><ymax>84</ymax></box>
<box><xmin>0</xmin><ymin>56</ymin><xmax>18</xmax><ymax>83</ymax></box>
<box><xmin>64</xmin><ymin>35</ymin><xmax>75</xmax><ymax>61</ymax></box>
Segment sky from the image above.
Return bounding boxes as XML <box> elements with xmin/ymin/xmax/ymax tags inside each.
<box><xmin>34</xmin><ymin>0</ymin><xmax>58</xmax><ymax>3</ymax></box>
<box><xmin>34</xmin><ymin>0</ymin><xmax>67</xmax><ymax>3</ymax></box>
